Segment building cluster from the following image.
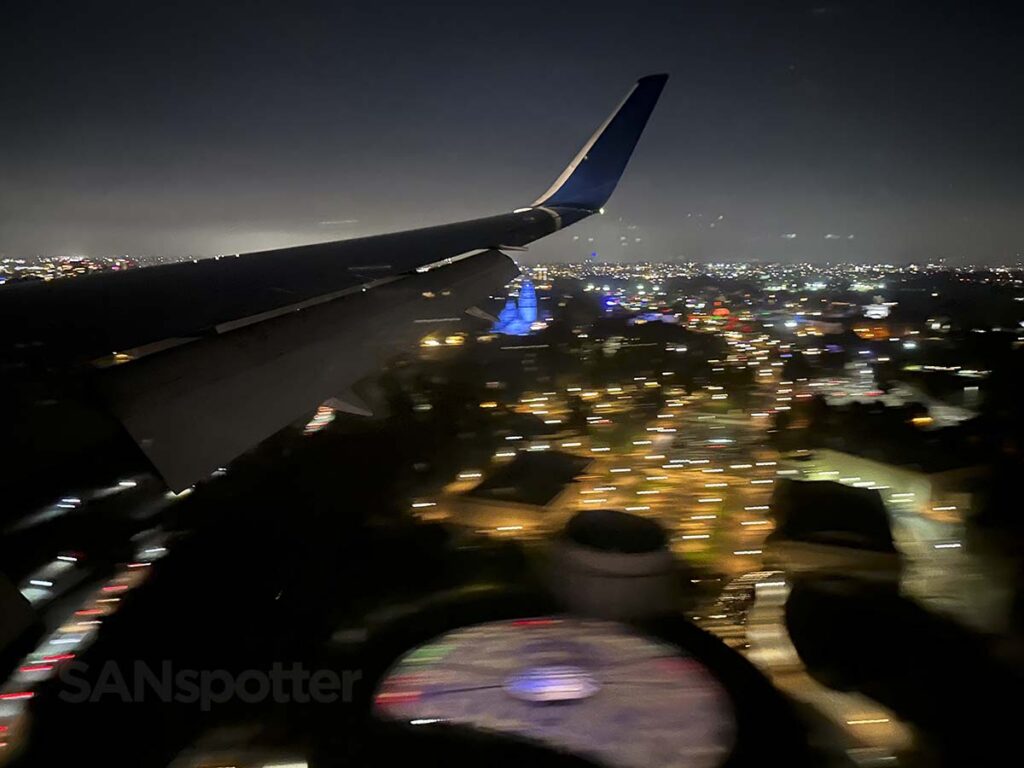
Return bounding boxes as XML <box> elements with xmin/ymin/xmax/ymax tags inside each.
<box><xmin>0</xmin><ymin>255</ymin><xmax>139</xmax><ymax>284</ymax></box>
<box><xmin>403</xmin><ymin>256</ymin><xmax>1018</xmax><ymax>669</ymax></box>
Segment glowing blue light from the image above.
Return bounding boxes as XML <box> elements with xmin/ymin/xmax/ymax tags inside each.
<box><xmin>504</xmin><ymin>665</ymin><xmax>600</xmax><ymax>703</ymax></box>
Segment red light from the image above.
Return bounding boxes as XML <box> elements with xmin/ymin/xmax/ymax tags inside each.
<box><xmin>0</xmin><ymin>692</ymin><xmax>34</xmax><ymax>701</ymax></box>
<box><xmin>18</xmin><ymin>664</ymin><xmax>54</xmax><ymax>674</ymax></box>
<box><xmin>375</xmin><ymin>690</ymin><xmax>421</xmax><ymax>706</ymax></box>
<box><xmin>511</xmin><ymin>618</ymin><xmax>557</xmax><ymax>628</ymax></box>
<box><xmin>42</xmin><ymin>653</ymin><xmax>75</xmax><ymax>662</ymax></box>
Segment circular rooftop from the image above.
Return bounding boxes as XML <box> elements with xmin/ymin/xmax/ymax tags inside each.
<box><xmin>373</xmin><ymin>616</ymin><xmax>735</xmax><ymax>768</ymax></box>
<box><xmin>564</xmin><ymin>509</ymin><xmax>668</xmax><ymax>554</ymax></box>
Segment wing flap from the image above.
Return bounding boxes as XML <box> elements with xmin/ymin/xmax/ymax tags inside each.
<box><xmin>99</xmin><ymin>250</ymin><xmax>517</xmax><ymax>490</ymax></box>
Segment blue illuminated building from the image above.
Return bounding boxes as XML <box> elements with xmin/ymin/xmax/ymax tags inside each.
<box><xmin>492</xmin><ymin>279</ymin><xmax>538</xmax><ymax>335</ymax></box>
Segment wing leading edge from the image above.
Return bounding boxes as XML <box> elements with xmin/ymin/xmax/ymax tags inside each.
<box><xmin>1</xmin><ymin>74</ymin><xmax>668</xmax><ymax>489</ymax></box>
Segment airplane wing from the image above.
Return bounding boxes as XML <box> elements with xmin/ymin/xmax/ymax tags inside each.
<box><xmin>0</xmin><ymin>74</ymin><xmax>668</xmax><ymax>490</ymax></box>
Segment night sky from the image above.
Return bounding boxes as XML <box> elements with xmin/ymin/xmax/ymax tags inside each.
<box><xmin>2</xmin><ymin>1</ymin><xmax>1021</xmax><ymax>263</ymax></box>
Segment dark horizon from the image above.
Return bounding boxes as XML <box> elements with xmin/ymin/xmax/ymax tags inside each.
<box><xmin>2</xmin><ymin>0</ymin><xmax>1022</xmax><ymax>264</ymax></box>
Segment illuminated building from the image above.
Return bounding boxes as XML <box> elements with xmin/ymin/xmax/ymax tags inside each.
<box><xmin>373</xmin><ymin>617</ymin><xmax>736</xmax><ymax>768</ymax></box>
<box><xmin>491</xmin><ymin>279</ymin><xmax>538</xmax><ymax>335</ymax></box>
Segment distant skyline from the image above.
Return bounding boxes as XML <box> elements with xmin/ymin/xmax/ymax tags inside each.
<box><xmin>2</xmin><ymin>1</ymin><xmax>1022</xmax><ymax>263</ymax></box>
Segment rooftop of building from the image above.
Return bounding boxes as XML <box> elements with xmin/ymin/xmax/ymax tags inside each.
<box><xmin>464</xmin><ymin>450</ymin><xmax>591</xmax><ymax>508</ymax></box>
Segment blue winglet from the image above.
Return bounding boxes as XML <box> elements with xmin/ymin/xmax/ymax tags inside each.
<box><xmin>532</xmin><ymin>74</ymin><xmax>668</xmax><ymax>212</ymax></box>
